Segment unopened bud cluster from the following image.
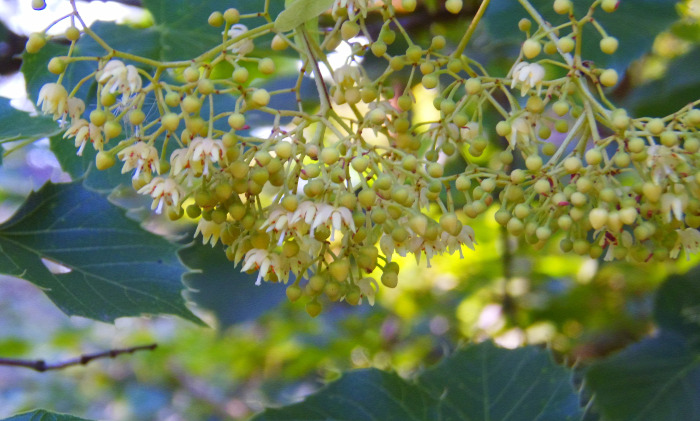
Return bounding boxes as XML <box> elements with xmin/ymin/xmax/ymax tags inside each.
<box><xmin>29</xmin><ymin>0</ymin><xmax>700</xmax><ymax>315</ymax></box>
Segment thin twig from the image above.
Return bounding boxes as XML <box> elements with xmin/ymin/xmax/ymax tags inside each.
<box><xmin>0</xmin><ymin>343</ymin><xmax>157</xmax><ymax>372</ymax></box>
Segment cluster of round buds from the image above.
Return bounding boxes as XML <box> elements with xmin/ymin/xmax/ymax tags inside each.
<box><xmin>28</xmin><ymin>0</ymin><xmax>700</xmax><ymax>316</ymax></box>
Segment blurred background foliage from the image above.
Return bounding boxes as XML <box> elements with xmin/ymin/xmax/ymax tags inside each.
<box><xmin>0</xmin><ymin>0</ymin><xmax>699</xmax><ymax>419</ymax></box>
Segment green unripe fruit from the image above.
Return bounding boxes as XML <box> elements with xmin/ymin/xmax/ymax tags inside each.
<box><xmin>381</xmin><ymin>270</ymin><xmax>398</xmax><ymax>288</ymax></box>
<box><xmin>496</xmin><ymin>121</ymin><xmax>511</xmax><ymax>136</ymax></box>
<box><xmin>601</xmin><ymin>0</ymin><xmax>619</xmax><ymax>13</ymax></box>
<box><xmin>251</xmin><ymin>89</ymin><xmax>270</xmax><ymax>107</ymax></box>
<box><xmin>161</xmin><ymin>113</ymin><xmax>180</xmax><ymax>132</ymax></box>
<box><xmin>534</xmin><ymin>179</ymin><xmax>550</xmax><ymax>194</ymax></box>
<box><xmin>447</xmin><ymin>58</ymin><xmax>462</xmax><ymax>73</ymax></box>
<box><xmin>397</xmin><ymin>95</ymin><xmax>413</xmax><ymax>112</ymax></box>
<box><xmin>440</xmin><ymin>213</ymin><xmax>462</xmax><ymax>236</ymax></box>
<box><xmin>329</xmin><ymin>259</ymin><xmax>350</xmax><ymax>282</ymax></box>
<box><xmin>65</xmin><ymin>26</ymin><xmax>81</xmax><ymax>42</ymax></box>
<box><xmin>100</xmin><ymin>91</ymin><xmax>117</xmax><ymax>107</ymax></box>
<box><xmin>48</xmin><ymin>57</ymin><xmax>66</xmax><ymax>74</ymax></box>
<box><xmin>90</xmin><ymin>110</ymin><xmax>108</xmax><ymax>127</ymax></box>
<box><xmin>389</xmin><ymin>56</ymin><xmax>405</xmax><ymax>71</ymax></box>
<box><xmin>371</xmin><ymin>208</ymin><xmax>387</xmax><ymax>224</ymax></box>
<box><xmin>211</xmin><ymin>208</ymin><xmax>227</xmax><ymax>224</ymax></box>
<box><xmin>445</xmin><ymin>0</ymin><xmax>463</xmax><ymax>14</ymax></box>
<box><xmin>422</xmin><ymin>73</ymin><xmax>438</xmax><ymax>89</ymax></box>
<box><xmin>402</xmin><ymin>0</ymin><xmax>417</xmax><ymax>12</ymax></box>
<box><xmin>164</xmin><ymin>92</ymin><xmax>180</xmax><ymax>107</ymax></box>
<box><xmin>183</xmin><ymin>66</ymin><xmax>199</xmax><ymax>83</ymax></box>
<box><xmin>186</xmin><ymin>204</ymin><xmax>201</xmax><ymax>219</ymax></box>
<box><xmin>614</xmin><ymin>152</ymin><xmax>630</xmax><ymax>168</ymax></box>
<box><xmin>308</xmin><ymin>275</ymin><xmax>326</xmax><ymax>292</ymax></box>
<box><xmin>25</xmin><ymin>33</ymin><xmax>46</xmax><ymax>54</ymax></box>
<box><xmin>255</xmin><ymin>150</ymin><xmax>272</xmax><ymax>166</ymax></box>
<box><xmin>557</xmin><ymin>37</ymin><xmax>575</xmax><ymax>54</ymax></box>
<box><xmin>684</xmin><ymin>137</ymin><xmax>700</xmax><ymax>153</ymax></box>
<box><xmin>258</xmin><ymin>58</ymin><xmax>275</xmax><ymax>75</ymax></box>
<box><xmin>32</xmin><ymin>0</ymin><xmax>46</xmax><ymax>10</ymax></box>
<box><xmin>232</xmin><ymin>67</ymin><xmax>249</xmax><ymax>84</ymax></box>
<box><xmin>129</xmin><ymin>109</ymin><xmax>146</xmax><ymax>126</ymax></box>
<box><xmin>197</xmin><ymin>78</ymin><xmax>215</xmax><ymax>95</ymax></box>
<box><xmin>585</xmin><ymin>149</ymin><xmax>603</xmax><ymax>165</ymax></box>
<box><xmin>600</xmin><ymin>37</ymin><xmax>619</xmax><ymax>54</ymax></box>
<box><xmin>271</xmin><ymin>34</ymin><xmax>288</xmax><ymax>51</ymax></box>
<box><xmin>525</xmin><ymin>155</ymin><xmax>543</xmax><ymax>171</ymax></box>
<box><xmin>341</xmin><ymin>21</ymin><xmax>360</xmax><ymax>40</ymax></box>
<box><xmin>367</xmin><ymin>108</ymin><xmax>385</xmax><ymax>125</ymax></box>
<box><xmin>228</xmin><ymin>113</ymin><xmax>245</xmax><ymax>130</ymax></box>
<box><xmin>354</xmin><ymin>190</ymin><xmax>376</xmax><ymax>211</ymax></box>
<box><xmin>553</xmin><ymin>100</ymin><xmax>570</xmax><ymax>116</ymax></box>
<box><xmin>507</xmin><ymin>217</ymin><xmax>524</xmax><ymax>235</ymax></box>
<box><xmin>563</xmin><ymin>156</ymin><xmax>582</xmax><ymax>173</ymax></box>
<box><xmin>286</xmin><ymin>284</ymin><xmax>302</xmax><ymax>302</ymax></box>
<box><xmin>208</xmin><ymin>11</ymin><xmax>224</xmax><ymax>27</ymax></box>
<box><xmin>465</xmin><ymin>78</ymin><xmax>482</xmax><ymax>95</ymax></box>
<box><xmin>95</xmin><ymin>151</ymin><xmax>116</xmax><ymax>170</ymax></box>
<box><xmin>430</xmin><ymin>35</ymin><xmax>446</xmax><ymax>50</ymax></box>
<box><xmin>646</xmin><ymin>118</ymin><xmax>665</xmax><ymax>135</ymax></box>
<box><xmin>526</xmin><ymin>96</ymin><xmax>544</xmax><ymax>113</ymax></box>
<box><xmin>371</xmin><ymin>41</ymin><xmax>387</xmax><ymax>57</ymax></box>
<box><xmin>589</xmin><ymin>208</ymin><xmax>608</xmax><ymax>230</ymax></box>
<box><xmin>553</xmin><ymin>0</ymin><xmax>572</xmax><ymax>14</ymax></box>
<box><xmin>229</xmin><ymin>160</ymin><xmax>249</xmax><ymax>179</ymax></box>
<box><xmin>351</xmin><ymin>156</ymin><xmax>369</xmax><ymax>173</ymax></box>
<box><xmin>686</xmin><ymin>109</ymin><xmax>700</xmax><ymax>127</ymax></box>
<box><xmin>104</xmin><ymin>120</ymin><xmax>122</xmax><ymax>138</ymax></box>
<box><xmin>518</xmin><ymin>18</ymin><xmax>532</xmax><ymax>32</ymax></box>
<box><xmin>522</xmin><ymin>39</ymin><xmax>541</xmax><ymax>59</ymax></box>
<box><xmin>223</xmin><ymin>8</ymin><xmax>240</xmax><ymax>24</ymax></box>
<box><xmin>427</xmin><ymin>162</ymin><xmax>444</xmax><ymax>178</ymax></box>
<box><xmin>406</xmin><ymin>45</ymin><xmax>423</xmax><ymax>63</ymax></box>
<box><xmin>391</xmin><ymin>226</ymin><xmax>409</xmax><ymax>242</ymax></box>
<box><xmin>540</xmin><ymin>126</ymin><xmax>552</xmax><ymax>140</ymax></box>
<box><xmin>409</xmin><ymin>214</ymin><xmax>429</xmax><ymax>236</ymax></box>
<box><xmin>181</xmin><ymin>95</ymin><xmax>202</xmax><ymax>114</ymax></box>
<box><xmin>600</xmin><ymin>69</ymin><xmax>619</xmax><ymax>87</ymax></box>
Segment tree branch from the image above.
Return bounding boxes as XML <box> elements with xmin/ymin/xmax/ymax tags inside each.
<box><xmin>0</xmin><ymin>343</ymin><xmax>157</xmax><ymax>372</ymax></box>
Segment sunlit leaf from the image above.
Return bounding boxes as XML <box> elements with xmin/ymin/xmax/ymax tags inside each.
<box><xmin>275</xmin><ymin>0</ymin><xmax>335</xmax><ymax>32</ymax></box>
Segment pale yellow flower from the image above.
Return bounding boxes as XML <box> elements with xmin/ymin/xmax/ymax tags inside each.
<box><xmin>37</xmin><ymin>83</ymin><xmax>68</xmax><ymax>119</ymax></box>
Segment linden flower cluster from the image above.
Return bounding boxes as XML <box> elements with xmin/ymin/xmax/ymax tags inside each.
<box><xmin>29</xmin><ymin>0</ymin><xmax>700</xmax><ymax>316</ymax></box>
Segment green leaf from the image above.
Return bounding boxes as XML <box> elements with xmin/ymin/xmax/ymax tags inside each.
<box><xmin>586</xmin><ymin>332</ymin><xmax>700</xmax><ymax>421</ymax></box>
<box><xmin>418</xmin><ymin>341</ymin><xmax>582</xmax><ymax>420</ymax></box>
<box><xmin>628</xmin><ymin>47</ymin><xmax>700</xmax><ymax>117</ymax></box>
<box><xmin>0</xmin><ymin>98</ymin><xmax>61</xmax><ymax>145</ymax></box>
<box><xmin>1</xmin><ymin>410</ymin><xmax>94</xmax><ymax>421</ymax></box>
<box><xmin>252</xmin><ymin>341</ymin><xmax>583</xmax><ymax>420</ymax></box>
<box><xmin>484</xmin><ymin>0</ymin><xmax>678</xmax><ymax>70</ymax></box>
<box><xmin>654</xmin><ymin>266</ymin><xmax>700</xmax><ymax>339</ymax></box>
<box><xmin>49</xmin><ymin>133</ymin><xmax>131</xmax><ymax>194</ymax></box>
<box><xmin>180</xmin><ymin>242</ymin><xmax>286</xmax><ymax>328</ymax></box>
<box><xmin>585</xmin><ymin>265</ymin><xmax>700</xmax><ymax>420</ymax></box>
<box><xmin>274</xmin><ymin>0</ymin><xmax>335</xmax><ymax>32</ymax></box>
<box><xmin>0</xmin><ymin>181</ymin><xmax>201</xmax><ymax>324</ymax></box>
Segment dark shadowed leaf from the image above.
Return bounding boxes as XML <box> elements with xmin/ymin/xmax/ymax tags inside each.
<box><xmin>0</xmin><ymin>181</ymin><xmax>201</xmax><ymax>323</ymax></box>
<box><xmin>418</xmin><ymin>341</ymin><xmax>583</xmax><ymax>421</ymax></box>
<box><xmin>252</xmin><ymin>341</ymin><xmax>583</xmax><ymax>420</ymax></box>
<box><xmin>586</xmin><ymin>332</ymin><xmax>700</xmax><ymax>421</ymax></box>
<box><xmin>484</xmin><ymin>0</ymin><xmax>678</xmax><ymax>71</ymax></box>
<box><xmin>1</xmin><ymin>409</ymin><xmax>94</xmax><ymax>421</ymax></box>
<box><xmin>180</xmin><ymin>241</ymin><xmax>287</xmax><ymax>328</ymax></box>
<box><xmin>628</xmin><ymin>48</ymin><xmax>700</xmax><ymax>117</ymax></box>
<box><xmin>654</xmin><ymin>266</ymin><xmax>700</xmax><ymax>339</ymax></box>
